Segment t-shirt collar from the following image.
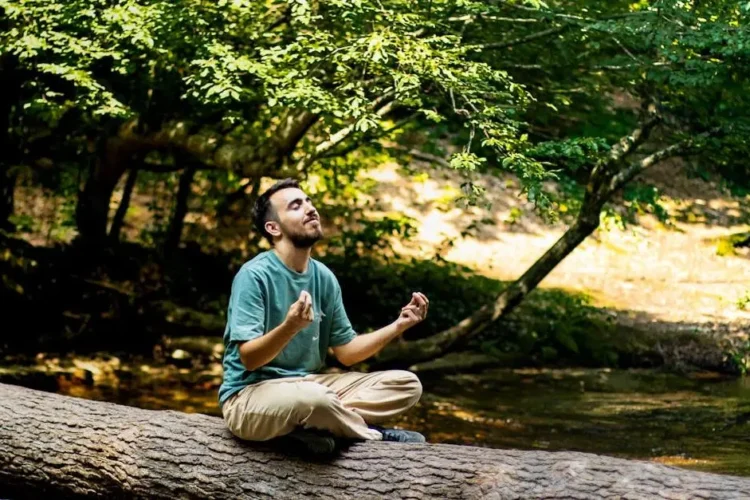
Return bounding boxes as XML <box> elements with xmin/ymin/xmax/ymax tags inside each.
<box><xmin>269</xmin><ymin>249</ymin><xmax>312</xmax><ymax>279</ymax></box>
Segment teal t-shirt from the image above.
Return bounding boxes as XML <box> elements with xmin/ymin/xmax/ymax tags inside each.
<box><xmin>218</xmin><ymin>251</ymin><xmax>357</xmax><ymax>406</ymax></box>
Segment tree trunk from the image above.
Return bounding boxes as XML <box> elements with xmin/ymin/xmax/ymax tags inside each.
<box><xmin>374</xmin><ymin>213</ymin><xmax>602</xmax><ymax>368</ymax></box>
<box><xmin>2</xmin><ymin>383</ymin><xmax>749</xmax><ymax>500</ymax></box>
<box><xmin>109</xmin><ymin>167</ymin><xmax>139</xmax><ymax>243</ymax></box>
<box><xmin>374</xmin><ymin>118</ymin><xmax>704</xmax><ymax>369</ymax></box>
<box><xmin>217</xmin><ymin>176</ymin><xmax>261</xmax><ymax>219</ymax></box>
<box><xmin>164</xmin><ymin>165</ymin><xmax>196</xmax><ymax>256</ymax></box>
<box><xmin>76</xmin><ymin>137</ymin><xmax>134</xmax><ymax>246</ymax></box>
<box><xmin>0</xmin><ymin>163</ymin><xmax>16</xmax><ymax>231</ymax></box>
<box><xmin>0</xmin><ymin>56</ymin><xmax>20</xmax><ymax>232</ymax></box>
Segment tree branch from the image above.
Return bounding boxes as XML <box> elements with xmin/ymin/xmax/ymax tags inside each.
<box><xmin>276</xmin><ymin>111</ymin><xmax>319</xmax><ymax>155</ymax></box>
<box><xmin>473</xmin><ymin>25</ymin><xmax>570</xmax><ymax>51</ymax></box>
<box><xmin>608</xmin><ymin>127</ymin><xmax>722</xmax><ymax>193</ymax></box>
<box><xmin>115</xmin><ymin>119</ymin><xmax>301</xmax><ymax>179</ymax></box>
<box><xmin>605</xmin><ymin>114</ymin><xmax>662</xmax><ymax>165</ymax></box>
<box><xmin>320</xmin><ymin>113</ymin><xmax>417</xmax><ymax>161</ymax></box>
<box><xmin>496</xmin><ymin>2</ymin><xmax>656</xmax><ymax>22</ymax></box>
<box><xmin>387</xmin><ymin>146</ymin><xmax>450</xmax><ymax>168</ymax></box>
<box><xmin>448</xmin><ymin>14</ymin><xmax>540</xmax><ymax>23</ymax></box>
<box><xmin>295</xmin><ymin>98</ymin><xmax>397</xmax><ymax>171</ymax></box>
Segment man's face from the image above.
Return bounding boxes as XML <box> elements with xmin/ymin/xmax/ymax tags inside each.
<box><xmin>266</xmin><ymin>188</ymin><xmax>323</xmax><ymax>248</ymax></box>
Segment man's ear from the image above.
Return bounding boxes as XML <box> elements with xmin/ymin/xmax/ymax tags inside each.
<box><xmin>265</xmin><ymin>220</ymin><xmax>281</xmax><ymax>238</ymax></box>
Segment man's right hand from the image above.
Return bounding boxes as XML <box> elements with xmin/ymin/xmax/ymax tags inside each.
<box><xmin>239</xmin><ymin>290</ymin><xmax>314</xmax><ymax>371</ymax></box>
<box><xmin>284</xmin><ymin>290</ymin><xmax>314</xmax><ymax>332</ymax></box>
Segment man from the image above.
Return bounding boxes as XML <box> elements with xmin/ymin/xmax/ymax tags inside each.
<box><xmin>219</xmin><ymin>178</ymin><xmax>428</xmax><ymax>454</ymax></box>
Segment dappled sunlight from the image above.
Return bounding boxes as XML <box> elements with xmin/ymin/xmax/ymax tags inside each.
<box><xmin>652</xmin><ymin>455</ymin><xmax>715</xmax><ymax>469</ymax></box>
<box><xmin>352</xmin><ymin>162</ymin><xmax>750</xmax><ymax>329</ymax></box>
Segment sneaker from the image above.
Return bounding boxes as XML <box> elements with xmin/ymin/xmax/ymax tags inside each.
<box><xmin>369</xmin><ymin>425</ymin><xmax>426</xmax><ymax>443</ymax></box>
<box><xmin>275</xmin><ymin>428</ymin><xmax>337</xmax><ymax>456</ymax></box>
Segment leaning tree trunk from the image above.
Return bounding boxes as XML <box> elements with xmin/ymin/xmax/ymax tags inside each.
<box><xmin>373</xmin><ymin>116</ymin><xmax>713</xmax><ymax>369</ymax></box>
<box><xmin>374</xmin><ymin>209</ymin><xmax>603</xmax><ymax>368</ymax></box>
<box><xmin>1</xmin><ymin>383</ymin><xmax>749</xmax><ymax>500</ymax></box>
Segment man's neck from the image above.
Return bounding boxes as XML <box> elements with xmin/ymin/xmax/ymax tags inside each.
<box><xmin>272</xmin><ymin>241</ymin><xmax>312</xmax><ymax>273</ymax></box>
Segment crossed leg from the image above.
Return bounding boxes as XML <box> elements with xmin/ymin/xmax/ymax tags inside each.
<box><xmin>222</xmin><ymin>370</ymin><xmax>422</xmax><ymax>441</ymax></box>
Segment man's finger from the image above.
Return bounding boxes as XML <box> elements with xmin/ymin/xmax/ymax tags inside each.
<box><xmin>402</xmin><ymin>305</ymin><xmax>419</xmax><ymax>315</ymax></box>
<box><xmin>404</xmin><ymin>310</ymin><xmax>418</xmax><ymax>322</ymax></box>
<box><xmin>418</xmin><ymin>293</ymin><xmax>429</xmax><ymax>318</ymax></box>
<box><xmin>414</xmin><ymin>293</ymin><xmax>428</xmax><ymax>308</ymax></box>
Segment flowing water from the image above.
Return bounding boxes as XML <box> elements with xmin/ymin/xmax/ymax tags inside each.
<box><xmin>2</xmin><ymin>356</ymin><xmax>749</xmax><ymax>477</ymax></box>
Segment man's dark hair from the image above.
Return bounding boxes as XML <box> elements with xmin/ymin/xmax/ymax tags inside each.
<box><xmin>252</xmin><ymin>178</ymin><xmax>300</xmax><ymax>244</ymax></box>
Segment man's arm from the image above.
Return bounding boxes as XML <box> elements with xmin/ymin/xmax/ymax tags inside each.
<box><xmin>331</xmin><ymin>321</ymin><xmax>406</xmax><ymax>367</ymax></box>
<box><xmin>238</xmin><ymin>291</ymin><xmax>314</xmax><ymax>371</ymax></box>
<box><xmin>332</xmin><ymin>292</ymin><xmax>428</xmax><ymax>366</ymax></box>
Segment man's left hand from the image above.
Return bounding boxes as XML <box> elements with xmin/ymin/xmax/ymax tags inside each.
<box><xmin>395</xmin><ymin>292</ymin><xmax>429</xmax><ymax>332</ymax></box>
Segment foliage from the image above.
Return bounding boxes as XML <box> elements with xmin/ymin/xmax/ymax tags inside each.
<box><xmin>622</xmin><ymin>182</ymin><xmax>671</xmax><ymax>225</ymax></box>
<box><xmin>0</xmin><ymin>0</ymin><xmax>535</xmax><ymax>201</ymax></box>
<box><xmin>477</xmin><ymin>289</ymin><xmax>621</xmax><ymax>367</ymax></box>
<box><xmin>323</xmin><ymin>253</ymin><xmax>501</xmax><ymax>341</ymax></box>
<box><xmin>725</xmin><ymin>338</ymin><xmax>750</xmax><ymax>376</ymax></box>
<box><xmin>3</xmin><ymin>0</ymin><xmax>750</xmax><ymax>240</ymax></box>
<box><xmin>324</xmin><ymin>252</ymin><xmax>623</xmax><ymax>366</ymax></box>
<box><xmin>715</xmin><ymin>232</ymin><xmax>750</xmax><ymax>257</ymax></box>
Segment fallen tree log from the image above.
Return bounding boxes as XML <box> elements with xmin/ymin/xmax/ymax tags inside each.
<box><xmin>1</xmin><ymin>383</ymin><xmax>749</xmax><ymax>499</ymax></box>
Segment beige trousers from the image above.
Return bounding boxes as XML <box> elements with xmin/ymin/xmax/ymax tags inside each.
<box><xmin>222</xmin><ymin>370</ymin><xmax>422</xmax><ymax>441</ymax></box>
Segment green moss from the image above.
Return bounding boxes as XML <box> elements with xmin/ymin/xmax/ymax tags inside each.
<box><xmin>715</xmin><ymin>231</ymin><xmax>750</xmax><ymax>257</ymax></box>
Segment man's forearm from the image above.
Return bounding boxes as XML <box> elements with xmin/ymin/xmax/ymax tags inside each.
<box><xmin>238</xmin><ymin>321</ymin><xmax>299</xmax><ymax>371</ymax></box>
<box><xmin>334</xmin><ymin>322</ymin><xmax>405</xmax><ymax>366</ymax></box>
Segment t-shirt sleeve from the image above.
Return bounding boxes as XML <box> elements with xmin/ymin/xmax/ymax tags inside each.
<box><xmin>228</xmin><ymin>269</ymin><xmax>266</xmax><ymax>343</ymax></box>
<box><xmin>329</xmin><ymin>276</ymin><xmax>357</xmax><ymax>347</ymax></box>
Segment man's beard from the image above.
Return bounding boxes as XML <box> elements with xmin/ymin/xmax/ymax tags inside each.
<box><xmin>284</xmin><ymin>223</ymin><xmax>323</xmax><ymax>249</ymax></box>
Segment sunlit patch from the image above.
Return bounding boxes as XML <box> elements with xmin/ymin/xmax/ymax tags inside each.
<box><xmin>651</xmin><ymin>456</ymin><xmax>713</xmax><ymax>468</ymax></box>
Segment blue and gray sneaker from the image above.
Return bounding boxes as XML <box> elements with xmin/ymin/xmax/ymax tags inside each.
<box><xmin>369</xmin><ymin>425</ymin><xmax>426</xmax><ymax>443</ymax></box>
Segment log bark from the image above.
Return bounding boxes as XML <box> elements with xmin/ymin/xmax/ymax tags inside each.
<box><xmin>2</xmin><ymin>383</ymin><xmax>750</xmax><ymax>499</ymax></box>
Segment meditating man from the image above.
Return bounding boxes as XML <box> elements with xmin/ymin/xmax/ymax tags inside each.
<box><xmin>219</xmin><ymin>178</ymin><xmax>428</xmax><ymax>454</ymax></box>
